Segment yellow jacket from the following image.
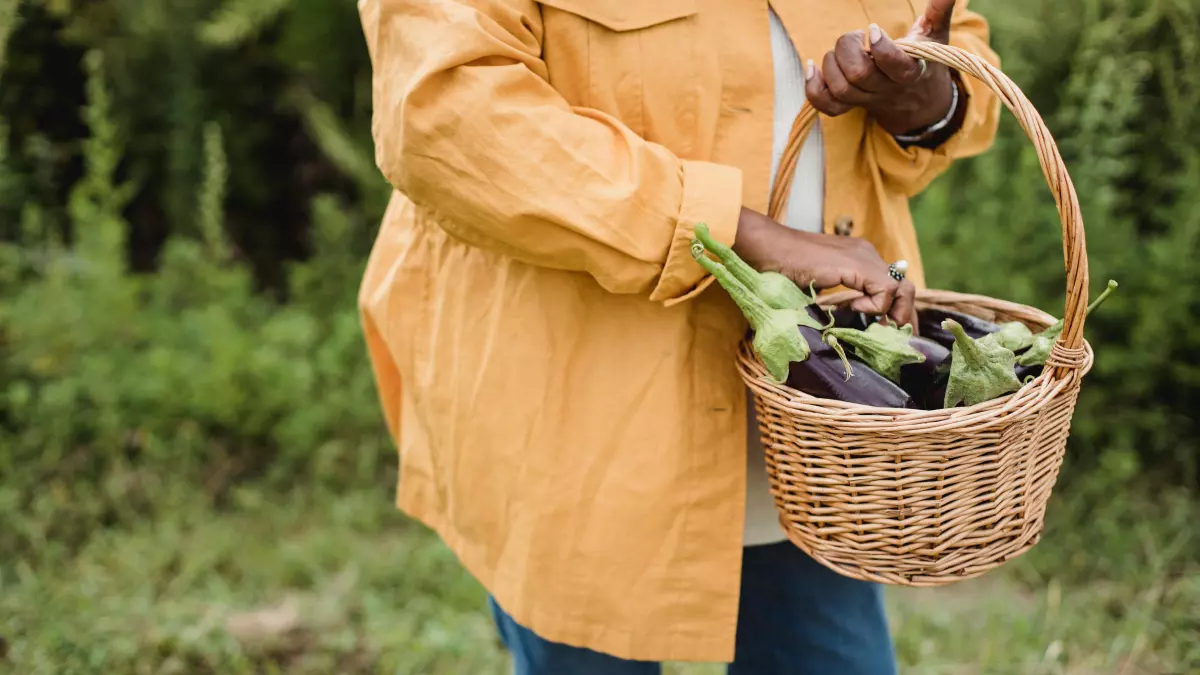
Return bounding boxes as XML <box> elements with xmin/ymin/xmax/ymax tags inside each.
<box><xmin>358</xmin><ymin>0</ymin><xmax>1000</xmax><ymax>662</ymax></box>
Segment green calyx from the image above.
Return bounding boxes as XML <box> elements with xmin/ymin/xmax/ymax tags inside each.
<box><xmin>824</xmin><ymin>323</ymin><xmax>925</xmax><ymax>384</ymax></box>
<box><xmin>751</xmin><ymin>311</ymin><xmax>813</xmax><ymax>383</ymax></box>
<box><xmin>694</xmin><ymin>222</ymin><xmax>813</xmax><ymax>310</ymax></box>
<box><xmin>1017</xmin><ymin>279</ymin><xmax>1119</xmax><ymax>367</ymax></box>
<box><xmin>1017</xmin><ymin>335</ymin><xmax>1054</xmax><ymax>368</ymax></box>
<box><xmin>992</xmin><ymin>321</ymin><xmax>1035</xmax><ymax>351</ymax></box>
<box><xmin>942</xmin><ymin>319</ymin><xmax>1021</xmax><ymax>408</ymax></box>
<box><xmin>691</xmin><ymin>239</ymin><xmax>810</xmax><ymax>382</ymax></box>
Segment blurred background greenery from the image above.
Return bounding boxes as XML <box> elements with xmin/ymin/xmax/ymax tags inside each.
<box><xmin>0</xmin><ymin>0</ymin><xmax>1196</xmax><ymax>672</ymax></box>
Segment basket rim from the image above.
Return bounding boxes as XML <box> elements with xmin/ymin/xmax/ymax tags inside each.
<box><xmin>739</xmin><ymin>289</ymin><xmax>1094</xmax><ymax>431</ymax></box>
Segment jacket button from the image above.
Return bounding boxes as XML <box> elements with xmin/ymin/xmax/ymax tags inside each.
<box><xmin>833</xmin><ymin>216</ymin><xmax>854</xmax><ymax>236</ymax></box>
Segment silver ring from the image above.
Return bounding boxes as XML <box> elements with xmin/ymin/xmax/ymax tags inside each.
<box><xmin>888</xmin><ymin>260</ymin><xmax>908</xmax><ymax>282</ymax></box>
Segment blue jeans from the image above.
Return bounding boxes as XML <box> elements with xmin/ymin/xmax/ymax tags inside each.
<box><xmin>488</xmin><ymin>541</ymin><xmax>896</xmax><ymax>674</ymax></box>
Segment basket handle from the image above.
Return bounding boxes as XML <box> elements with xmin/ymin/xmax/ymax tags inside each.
<box><xmin>770</xmin><ymin>40</ymin><xmax>1090</xmax><ymax>380</ymax></box>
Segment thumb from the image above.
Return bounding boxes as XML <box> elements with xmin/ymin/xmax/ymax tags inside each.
<box><xmin>908</xmin><ymin>0</ymin><xmax>955</xmax><ymax>44</ymax></box>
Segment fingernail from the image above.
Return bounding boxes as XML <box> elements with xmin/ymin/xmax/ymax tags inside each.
<box><xmin>805</xmin><ymin>59</ymin><xmax>815</xmax><ymax>79</ymax></box>
<box><xmin>869</xmin><ymin>23</ymin><xmax>882</xmax><ymax>44</ymax></box>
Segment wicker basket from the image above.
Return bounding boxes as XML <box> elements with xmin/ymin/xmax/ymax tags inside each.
<box><xmin>746</xmin><ymin>41</ymin><xmax>1094</xmax><ymax>587</ymax></box>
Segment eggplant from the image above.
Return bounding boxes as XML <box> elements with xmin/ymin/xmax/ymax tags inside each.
<box><xmin>785</xmin><ymin>318</ymin><xmax>915</xmax><ymax>409</ymax></box>
<box><xmin>1013</xmin><ymin>362</ymin><xmax>1043</xmax><ymax>384</ymax></box>
<box><xmin>821</xmin><ymin>321</ymin><xmax>949</xmax><ymax>409</ymax></box>
<box><xmin>689</xmin><ymin>237</ymin><xmax>914</xmax><ymax>408</ymax></box>
<box><xmin>923</xmin><ymin>377</ymin><xmax>950</xmax><ymax>411</ymax></box>
<box><xmin>900</xmin><ymin>335</ymin><xmax>951</xmax><ymax>408</ymax></box>
<box><xmin>736</xmin><ymin>306</ymin><xmax>915</xmax><ymax>408</ymax></box>
<box><xmin>918</xmin><ymin>308</ymin><xmax>1001</xmax><ymax>347</ymax></box>
<box><xmin>828</xmin><ymin>307</ymin><xmax>871</xmax><ymax>331</ymax></box>
<box><xmin>823</xmin><ymin>323</ymin><xmax>925</xmax><ymax>382</ymax></box>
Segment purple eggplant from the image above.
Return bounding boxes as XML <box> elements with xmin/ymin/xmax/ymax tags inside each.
<box><xmin>821</xmin><ymin>321</ymin><xmax>949</xmax><ymax>406</ymax></box>
<box><xmin>901</xmin><ymin>335</ymin><xmax>952</xmax><ymax>408</ymax></box>
<box><xmin>837</xmin><ymin>314</ymin><xmax>951</xmax><ymax>397</ymax></box>
<box><xmin>823</xmin><ymin>323</ymin><xmax>925</xmax><ymax>382</ymax></box>
<box><xmin>689</xmin><ymin>236</ymin><xmax>914</xmax><ymax>408</ymax></box>
<box><xmin>918</xmin><ymin>308</ymin><xmax>1001</xmax><ymax>347</ymax></box>
<box><xmin>1013</xmin><ymin>362</ymin><xmax>1043</xmax><ymax>384</ymax></box>
<box><xmin>828</xmin><ymin>307</ymin><xmax>871</xmax><ymax>331</ymax></box>
<box><xmin>785</xmin><ymin>319</ymin><xmax>915</xmax><ymax>409</ymax></box>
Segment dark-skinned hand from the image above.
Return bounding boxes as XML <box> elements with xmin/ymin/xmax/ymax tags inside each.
<box><xmin>805</xmin><ymin>0</ymin><xmax>959</xmax><ymax>134</ymax></box>
<box><xmin>732</xmin><ymin>208</ymin><xmax>917</xmax><ymax>328</ymax></box>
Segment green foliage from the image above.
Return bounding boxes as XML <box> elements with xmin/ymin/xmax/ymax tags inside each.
<box><xmin>199</xmin><ymin>0</ymin><xmax>293</xmax><ymax>48</ymax></box>
<box><xmin>916</xmin><ymin>0</ymin><xmax>1200</xmax><ymax>484</ymax></box>
<box><xmin>0</xmin><ymin>49</ymin><xmax>388</xmax><ymax>564</ymax></box>
<box><xmin>1</xmin><ymin>484</ymin><xmax>1193</xmax><ymax>673</ymax></box>
<box><xmin>0</xmin><ymin>0</ymin><xmax>18</xmax><ymax>69</ymax></box>
<box><xmin>198</xmin><ymin>121</ymin><xmax>230</xmax><ymax>260</ymax></box>
<box><xmin>3</xmin><ymin>0</ymin><xmax>380</xmax><ymax>282</ymax></box>
<box><xmin>2</xmin><ymin>490</ymin><xmax>511</xmax><ymax>674</ymax></box>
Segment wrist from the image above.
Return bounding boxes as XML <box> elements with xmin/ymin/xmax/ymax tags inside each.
<box><xmin>732</xmin><ymin>208</ymin><xmax>776</xmax><ymax>271</ymax></box>
<box><xmin>894</xmin><ymin>73</ymin><xmax>967</xmax><ymax>149</ymax></box>
<box><xmin>872</xmin><ymin>69</ymin><xmax>957</xmax><ymax>136</ymax></box>
<box><xmin>893</xmin><ymin>75</ymin><xmax>961</xmax><ymax>141</ymax></box>
<box><xmin>733</xmin><ymin>208</ymin><xmax>812</xmax><ymax>273</ymax></box>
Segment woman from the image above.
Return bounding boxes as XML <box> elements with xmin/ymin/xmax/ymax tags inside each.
<box><xmin>357</xmin><ymin>0</ymin><xmax>1000</xmax><ymax>672</ymax></box>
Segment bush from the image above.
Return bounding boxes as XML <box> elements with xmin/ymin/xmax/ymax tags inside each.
<box><xmin>0</xmin><ymin>50</ymin><xmax>389</xmax><ymax>564</ymax></box>
<box><xmin>915</xmin><ymin>0</ymin><xmax>1200</xmax><ymax>485</ymax></box>
<box><xmin>0</xmin><ymin>0</ymin><xmax>1196</xmax><ymax>570</ymax></box>
<box><xmin>0</xmin><ymin>0</ymin><xmax>382</xmax><ymax>283</ymax></box>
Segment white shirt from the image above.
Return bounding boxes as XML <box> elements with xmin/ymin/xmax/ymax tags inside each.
<box><xmin>742</xmin><ymin>9</ymin><xmax>826</xmax><ymax>546</ymax></box>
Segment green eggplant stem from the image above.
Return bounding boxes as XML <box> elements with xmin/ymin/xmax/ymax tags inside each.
<box><xmin>690</xmin><ymin>240</ymin><xmax>770</xmax><ymax>329</ymax></box>
<box><xmin>1085</xmin><ymin>279</ymin><xmax>1119</xmax><ymax>316</ymax></box>
<box><xmin>694</xmin><ymin>222</ymin><xmax>812</xmax><ymax>310</ymax></box>
<box><xmin>693</xmin><ymin>223</ymin><xmax>761</xmax><ymax>292</ymax></box>
<box><xmin>1051</xmin><ymin>279</ymin><xmax>1120</xmax><ymax>337</ymax></box>
<box><xmin>943</xmin><ymin>319</ymin><xmax>984</xmax><ymax>365</ymax></box>
<box><xmin>823</xmin><ymin>333</ymin><xmax>854</xmax><ymax>380</ymax></box>
<box><xmin>824</xmin><ymin>323</ymin><xmax>925</xmax><ymax>384</ymax></box>
<box><xmin>1018</xmin><ymin>279</ymin><xmax>1119</xmax><ymax>368</ymax></box>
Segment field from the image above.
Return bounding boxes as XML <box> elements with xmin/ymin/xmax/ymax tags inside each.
<box><xmin>5</xmin><ymin>481</ymin><xmax>1195</xmax><ymax>674</ymax></box>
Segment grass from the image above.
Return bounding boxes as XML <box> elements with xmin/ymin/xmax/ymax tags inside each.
<box><xmin>2</xmin><ymin>481</ymin><xmax>1195</xmax><ymax>675</ymax></box>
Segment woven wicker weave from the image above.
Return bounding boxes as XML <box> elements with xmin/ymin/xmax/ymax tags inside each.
<box><xmin>745</xmin><ymin>40</ymin><xmax>1093</xmax><ymax>586</ymax></box>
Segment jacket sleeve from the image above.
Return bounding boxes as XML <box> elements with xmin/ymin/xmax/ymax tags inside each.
<box><xmin>359</xmin><ymin>0</ymin><xmax>743</xmax><ymax>304</ymax></box>
<box><xmin>868</xmin><ymin>1</ymin><xmax>1003</xmax><ymax>197</ymax></box>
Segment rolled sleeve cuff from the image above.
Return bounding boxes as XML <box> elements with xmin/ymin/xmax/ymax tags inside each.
<box><xmin>650</xmin><ymin>160</ymin><xmax>743</xmax><ymax>307</ymax></box>
<box><xmin>872</xmin><ymin>68</ymin><xmax>1000</xmax><ymax>197</ymax></box>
